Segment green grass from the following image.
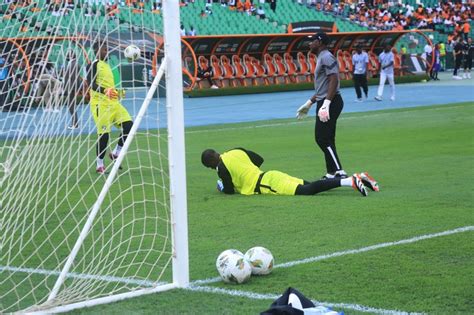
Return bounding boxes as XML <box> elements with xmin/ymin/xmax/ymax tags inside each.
<box><xmin>2</xmin><ymin>102</ymin><xmax>474</xmax><ymax>314</ymax></box>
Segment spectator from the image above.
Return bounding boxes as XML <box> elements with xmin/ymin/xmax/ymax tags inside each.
<box><xmin>62</xmin><ymin>50</ymin><xmax>84</xmax><ymax>129</ymax></box>
<box><xmin>269</xmin><ymin>0</ymin><xmax>276</xmax><ymax>12</ymax></box>
<box><xmin>424</xmin><ymin>42</ymin><xmax>433</xmax><ymax>80</ymax></box>
<box><xmin>180</xmin><ymin>24</ymin><xmax>186</xmax><ymax>36</ymax></box>
<box><xmin>439</xmin><ymin>41</ymin><xmax>446</xmax><ymax>71</ymax></box>
<box><xmin>400</xmin><ymin>44</ymin><xmax>407</xmax><ymax>66</ymax></box>
<box><xmin>36</xmin><ymin>63</ymin><xmax>62</xmax><ymax>112</ymax></box>
<box><xmin>462</xmin><ymin>20</ymin><xmax>470</xmax><ymax>41</ymax></box>
<box><xmin>197</xmin><ymin>63</ymin><xmax>219</xmax><ymax>89</ymax></box>
<box><xmin>431</xmin><ymin>43</ymin><xmax>441</xmax><ymax>81</ymax></box>
<box><xmin>256</xmin><ymin>6</ymin><xmax>265</xmax><ymax>19</ymax></box>
<box><xmin>187</xmin><ymin>26</ymin><xmax>197</xmax><ymax>36</ymax></box>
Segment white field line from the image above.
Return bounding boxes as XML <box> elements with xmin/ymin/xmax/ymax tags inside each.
<box><xmin>188</xmin><ymin>285</ymin><xmax>423</xmax><ymax>315</ymax></box>
<box><xmin>191</xmin><ymin>226</ymin><xmax>474</xmax><ymax>285</ymax></box>
<box><xmin>0</xmin><ymin>265</ymin><xmax>158</xmax><ymax>287</ymax></box>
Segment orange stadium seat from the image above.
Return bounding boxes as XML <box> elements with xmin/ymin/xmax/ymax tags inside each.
<box><xmin>307</xmin><ymin>52</ymin><xmax>317</xmax><ymax>75</ymax></box>
<box><xmin>220</xmin><ymin>55</ymin><xmax>239</xmax><ymax>87</ymax></box>
<box><xmin>337</xmin><ymin>50</ymin><xmax>351</xmax><ymax>80</ymax></box>
<box><xmin>295</xmin><ymin>52</ymin><xmax>311</xmax><ymax>82</ymax></box>
<box><xmin>283</xmin><ymin>53</ymin><xmax>299</xmax><ymax>83</ymax></box>
<box><xmin>243</xmin><ymin>54</ymin><xmax>258</xmax><ymax>86</ymax></box>
<box><xmin>273</xmin><ymin>54</ymin><xmax>290</xmax><ymax>84</ymax></box>
<box><xmin>263</xmin><ymin>54</ymin><xmax>279</xmax><ymax>84</ymax></box>
<box><xmin>250</xmin><ymin>56</ymin><xmax>270</xmax><ymax>85</ymax></box>
<box><xmin>368</xmin><ymin>51</ymin><xmax>380</xmax><ymax>77</ymax></box>
<box><xmin>342</xmin><ymin>50</ymin><xmax>353</xmax><ymax>78</ymax></box>
<box><xmin>393</xmin><ymin>52</ymin><xmax>403</xmax><ymax>76</ymax></box>
<box><xmin>231</xmin><ymin>55</ymin><xmax>249</xmax><ymax>86</ymax></box>
<box><xmin>210</xmin><ymin>55</ymin><xmax>227</xmax><ymax>87</ymax></box>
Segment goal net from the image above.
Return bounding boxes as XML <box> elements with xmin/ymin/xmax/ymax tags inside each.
<box><xmin>0</xmin><ymin>1</ymin><xmax>188</xmax><ymax>313</ymax></box>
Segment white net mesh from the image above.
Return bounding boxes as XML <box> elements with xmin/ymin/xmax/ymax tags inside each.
<box><xmin>0</xmin><ymin>1</ymin><xmax>178</xmax><ymax>312</ymax></box>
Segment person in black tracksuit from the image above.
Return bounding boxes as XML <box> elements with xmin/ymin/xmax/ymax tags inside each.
<box><xmin>452</xmin><ymin>37</ymin><xmax>464</xmax><ymax>79</ymax></box>
<box><xmin>296</xmin><ymin>32</ymin><xmax>347</xmax><ymax>179</ymax></box>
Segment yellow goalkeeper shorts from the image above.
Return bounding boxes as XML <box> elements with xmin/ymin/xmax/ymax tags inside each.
<box><xmin>258</xmin><ymin>171</ymin><xmax>304</xmax><ymax>196</ymax></box>
<box><xmin>90</xmin><ymin>99</ymin><xmax>132</xmax><ymax>134</ymax></box>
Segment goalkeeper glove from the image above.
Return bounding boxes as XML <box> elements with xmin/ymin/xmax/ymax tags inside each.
<box><xmin>216</xmin><ymin>179</ymin><xmax>224</xmax><ymax>192</ymax></box>
<box><xmin>104</xmin><ymin>88</ymin><xmax>119</xmax><ymax>100</ymax></box>
<box><xmin>296</xmin><ymin>99</ymin><xmax>313</xmax><ymax>120</ymax></box>
<box><xmin>318</xmin><ymin>99</ymin><xmax>331</xmax><ymax>122</ymax></box>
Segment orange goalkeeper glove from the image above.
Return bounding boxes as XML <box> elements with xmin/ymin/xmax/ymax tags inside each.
<box><xmin>104</xmin><ymin>88</ymin><xmax>118</xmax><ymax>100</ymax></box>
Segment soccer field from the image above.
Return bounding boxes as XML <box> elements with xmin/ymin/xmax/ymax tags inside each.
<box><xmin>75</xmin><ymin>102</ymin><xmax>473</xmax><ymax>314</ymax></box>
<box><xmin>3</xmin><ymin>102</ymin><xmax>474</xmax><ymax>314</ymax></box>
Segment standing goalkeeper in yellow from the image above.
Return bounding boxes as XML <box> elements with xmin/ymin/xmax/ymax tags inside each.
<box><xmin>89</xmin><ymin>41</ymin><xmax>133</xmax><ymax>174</ymax></box>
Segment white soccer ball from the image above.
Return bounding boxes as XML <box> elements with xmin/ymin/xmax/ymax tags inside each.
<box><xmin>124</xmin><ymin>44</ymin><xmax>140</xmax><ymax>62</ymax></box>
<box><xmin>216</xmin><ymin>249</ymin><xmax>252</xmax><ymax>284</ymax></box>
<box><xmin>244</xmin><ymin>246</ymin><xmax>274</xmax><ymax>275</ymax></box>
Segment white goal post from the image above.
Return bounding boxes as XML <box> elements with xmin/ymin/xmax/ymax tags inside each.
<box><xmin>0</xmin><ymin>0</ymin><xmax>188</xmax><ymax>313</ymax></box>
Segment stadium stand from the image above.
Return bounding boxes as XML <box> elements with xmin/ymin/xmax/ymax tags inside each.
<box><xmin>0</xmin><ymin>0</ymin><xmax>452</xmax><ymax>92</ymax></box>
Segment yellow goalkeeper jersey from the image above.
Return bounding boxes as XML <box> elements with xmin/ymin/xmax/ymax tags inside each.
<box><xmin>90</xmin><ymin>59</ymin><xmax>115</xmax><ymax>104</ymax></box>
<box><xmin>220</xmin><ymin>149</ymin><xmax>262</xmax><ymax>195</ymax></box>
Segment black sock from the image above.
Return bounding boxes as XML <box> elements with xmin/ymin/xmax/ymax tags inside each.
<box><xmin>295</xmin><ymin>179</ymin><xmax>341</xmax><ymax>195</ymax></box>
<box><xmin>118</xmin><ymin>120</ymin><xmax>133</xmax><ymax>147</ymax></box>
<box><xmin>97</xmin><ymin>133</ymin><xmax>109</xmax><ymax>159</ymax></box>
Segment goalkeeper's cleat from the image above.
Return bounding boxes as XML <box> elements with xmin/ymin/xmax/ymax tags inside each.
<box><xmin>109</xmin><ymin>152</ymin><xmax>123</xmax><ymax>170</ymax></box>
<box><xmin>359</xmin><ymin>172</ymin><xmax>380</xmax><ymax>192</ymax></box>
<box><xmin>352</xmin><ymin>174</ymin><xmax>368</xmax><ymax>197</ymax></box>
<box><xmin>96</xmin><ymin>166</ymin><xmax>106</xmax><ymax>175</ymax></box>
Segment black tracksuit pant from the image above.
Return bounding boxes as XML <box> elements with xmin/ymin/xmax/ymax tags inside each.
<box><xmin>315</xmin><ymin>93</ymin><xmax>344</xmax><ymax>174</ymax></box>
<box><xmin>353</xmin><ymin>73</ymin><xmax>368</xmax><ymax>99</ymax></box>
<box><xmin>454</xmin><ymin>57</ymin><xmax>463</xmax><ymax>76</ymax></box>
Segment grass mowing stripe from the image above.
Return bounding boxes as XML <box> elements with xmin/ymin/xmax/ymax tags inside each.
<box><xmin>189</xmin><ymin>285</ymin><xmax>422</xmax><ymax>315</ymax></box>
<box><xmin>185</xmin><ymin>103</ymin><xmax>472</xmax><ymax>134</ymax></box>
<box><xmin>3</xmin><ymin>226</ymin><xmax>472</xmax><ymax>289</ymax></box>
<box><xmin>191</xmin><ymin>226</ymin><xmax>474</xmax><ymax>285</ymax></box>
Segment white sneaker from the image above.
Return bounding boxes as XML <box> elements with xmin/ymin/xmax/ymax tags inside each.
<box><xmin>462</xmin><ymin>73</ymin><xmax>467</xmax><ymax>78</ymax></box>
<box><xmin>355</xmin><ymin>98</ymin><xmax>363</xmax><ymax>102</ymax></box>
<box><xmin>390</xmin><ymin>96</ymin><xmax>395</xmax><ymax>101</ymax></box>
<box><xmin>453</xmin><ymin>75</ymin><xmax>463</xmax><ymax>80</ymax></box>
<box><xmin>211</xmin><ymin>84</ymin><xmax>219</xmax><ymax>89</ymax></box>
<box><xmin>374</xmin><ymin>96</ymin><xmax>382</xmax><ymax>101</ymax></box>
<box><xmin>468</xmin><ymin>73</ymin><xmax>472</xmax><ymax>79</ymax></box>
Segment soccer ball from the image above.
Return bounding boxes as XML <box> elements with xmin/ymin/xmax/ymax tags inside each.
<box><xmin>216</xmin><ymin>249</ymin><xmax>252</xmax><ymax>284</ymax></box>
<box><xmin>124</xmin><ymin>44</ymin><xmax>140</xmax><ymax>62</ymax></box>
<box><xmin>244</xmin><ymin>246</ymin><xmax>274</xmax><ymax>275</ymax></box>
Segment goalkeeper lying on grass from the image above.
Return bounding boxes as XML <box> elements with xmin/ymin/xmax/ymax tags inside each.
<box><xmin>89</xmin><ymin>41</ymin><xmax>133</xmax><ymax>174</ymax></box>
<box><xmin>201</xmin><ymin>148</ymin><xmax>379</xmax><ymax>196</ymax></box>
